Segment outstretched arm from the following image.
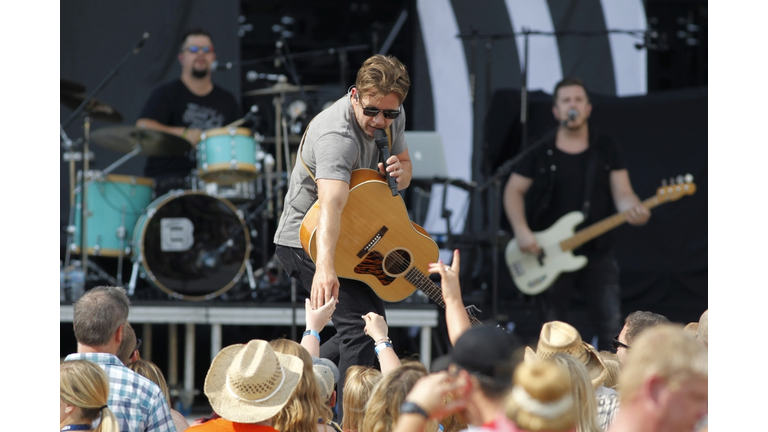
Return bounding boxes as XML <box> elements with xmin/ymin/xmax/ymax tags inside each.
<box><xmin>363</xmin><ymin>312</ymin><xmax>401</xmax><ymax>375</ymax></box>
<box><xmin>428</xmin><ymin>249</ymin><xmax>470</xmax><ymax>345</ymax></box>
<box><xmin>301</xmin><ymin>297</ymin><xmax>336</xmax><ymax>357</ymax></box>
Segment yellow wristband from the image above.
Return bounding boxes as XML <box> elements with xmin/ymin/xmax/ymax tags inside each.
<box><xmin>182</xmin><ymin>128</ymin><xmax>188</xmax><ymax>138</ymax></box>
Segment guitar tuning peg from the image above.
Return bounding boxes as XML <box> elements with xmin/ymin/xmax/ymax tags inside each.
<box><xmin>676</xmin><ymin>175</ymin><xmax>684</xmax><ymax>184</ymax></box>
<box><xmin>661</xmin><ymin>179</ymin><xmax>667</xmax><ymax>186</ymax></box>
<box><xmin>684</xmin><ymin>173</ymin><xmax>694</xmax><ymax>183</ymax></box>
<box><xmin>669</xmin><ymin>177</ymin><xmax>675</xmax><ymax>186</ymax></box>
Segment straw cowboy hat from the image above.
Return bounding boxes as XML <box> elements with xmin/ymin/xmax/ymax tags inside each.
<box><xmin>507</xmin><ymin>359</ymin><xmax>575</xmax><ymax>432</ymax></box>
<box><xmin>204</xmin><ymin>339</ymin><xmax>304</xmax><ymax>423</ymax></box>
<box><xmin>525</xmin><ymin>321</ymin><xmax>607</xmax><ymax>389</ymax></box>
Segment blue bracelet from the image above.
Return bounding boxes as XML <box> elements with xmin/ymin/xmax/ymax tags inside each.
<box><xmin>303</xmin><ymin>329</ymin><xmax>321</xmax><ymax>343</ymax></box>
<box><xmin>375</xmin><ymin>341</ymin><xmax>393</xmax><ymax>356</ymax></box>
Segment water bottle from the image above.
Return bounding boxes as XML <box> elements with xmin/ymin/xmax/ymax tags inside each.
<box><xmin>60</xmin><ymin>261</ymin><xmax>66</xmax><ymax>302</ymax></box>
<box><xmin>69</xmin><ymin>261</ymin><xmax>85</xmax><ymax>301</ymax></box>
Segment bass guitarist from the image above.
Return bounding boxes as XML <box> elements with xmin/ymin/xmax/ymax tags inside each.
<box><xmin>503</xmin><ymin>77</ymin><xmax>649</xmax><ymax>351</ymax></box>
<box><xmin>273</xmin><ymin>54</ymin><xmax>412</xmax><ymax>423</ymax></box>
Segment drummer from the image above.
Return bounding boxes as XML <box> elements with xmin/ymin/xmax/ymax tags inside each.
<box><xmin>136</xmin><ymin>28</ymin><xmax>240</xmax><ymax>196</ymax></box>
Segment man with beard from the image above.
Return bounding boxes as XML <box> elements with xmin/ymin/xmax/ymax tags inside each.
<box><xmin>273</xmin><ymin>54</ymin><xmax>412</xmax><ymax>423</ymax></box>
<box><xmin>136</xmin><ymin>29</ymin><xmax>240</xmax><ymax>196</ymax></box>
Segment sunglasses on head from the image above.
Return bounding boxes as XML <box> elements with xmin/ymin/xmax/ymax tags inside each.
<box><xmin>355</xmin><ymin>93</ymin><xmax>400</xmax><ymax>119</ymax></box>
<box><xmin>134</xmin><ymin>338</ymin><xmax>143</xmax><ymax>353</ymax></box>
<box><xmin>182</xmin><ymin>45</ymin><xmax>213</xmax><ymax>54</ymax></box>
<box><xmin>612</xmin><ymin>336</ymin><xmax>629</xmax><ymax>351</ymax></box>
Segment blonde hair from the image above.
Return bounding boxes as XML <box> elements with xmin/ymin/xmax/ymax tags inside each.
<box><xmin>355</xmin><ymin>54</ymin><xmax>410</xmax><ymax>105</ymax></box>
<box><xmin>550</xmin><ymin>354</ymin><xmax>601</xmax><ymax>432</ymax></box>
<box><xmin>128</xmin><ymin>359</ymin><xmax>171</xmax><ymax>407</ymax></box>
<box><xmin>506</xmin><ymin>359</ymin><xmax>575</xmax><ymax>432</ymax></box>
<box><xmin>361</xmin><ymin>362</ymin><xmax>437</xmax><ymax>432</ymax></box>
<box><xmin>598</xmin><ymin>351</ymin><xmax>621</xmax><ymax>389</ymax></box>
<box><xmin>618</xmin><ymin>324</ymin><xmax>707</xmax><ymax>403</ymax></box>
<box><xmin>341</xmin><ymin>365</ymin><xmax>383</xmax><ymax>432</ymax></box>
<box><xmin>60</xmin><ymin>360</ymin><xmax>119</xmax><ymax>432</ymax></box>
<box><xmin>269</xmin><ymin>339</ymin><xmax>334</xmax><ymax>432</ymax></box>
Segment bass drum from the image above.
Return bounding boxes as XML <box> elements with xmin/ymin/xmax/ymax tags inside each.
<box><xmin>132</xmin><ymin>191</ymin><xmax>251</xmax><ymax>300</ymax></box>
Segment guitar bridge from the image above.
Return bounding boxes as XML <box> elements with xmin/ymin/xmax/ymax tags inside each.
<box><xmin>357</xmin><ymin>226</ymin><xmax>388</xmax><ymax>258</ymax></box>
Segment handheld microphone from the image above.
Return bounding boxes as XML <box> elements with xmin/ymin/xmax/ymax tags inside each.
<box><xmin>560</xmin><ymin>109</ymin><xmax>578</xmax><ymax>127</ymax></box>
<box><xmin>374</xmin><ymin>129</ymin><xmax>399</xmax><ymax>197</ymax></box>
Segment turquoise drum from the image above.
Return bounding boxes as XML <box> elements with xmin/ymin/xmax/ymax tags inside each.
<box><xmin>73</xmin><ymin>172</ymin><xmax>154</xmax><ymax>257</ymax></box>
<box><xmin>198</xmin><ymin>127</ymin><xmax>259</xmax><ymax>184</ymax></box>
<box><xmin>132</xmin><ymin>190</ymin><xmax>251</xmax><ymax>300</ymax></box>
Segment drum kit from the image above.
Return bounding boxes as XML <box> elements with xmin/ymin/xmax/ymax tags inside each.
<box><xmin>59</xmin><ymin>77</ymin><xmax>316</xmax><ymax>301</ymax></box>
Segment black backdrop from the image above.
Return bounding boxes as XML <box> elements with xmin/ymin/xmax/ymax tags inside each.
<box><xmin>473</xmin><ymin>86</ymin><xmax>707</xmax><ymax>335</ymax></box>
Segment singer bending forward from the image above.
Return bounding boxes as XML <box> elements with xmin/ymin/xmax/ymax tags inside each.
<box><xmin>273</xmin><ymin>54</ymin><xmax>412</xmax><ymax>422</ymax></box>
<box><xmin>503</xmin><ymin>77</ymin><xmax>650</xmax><ymax>351</ymax></box>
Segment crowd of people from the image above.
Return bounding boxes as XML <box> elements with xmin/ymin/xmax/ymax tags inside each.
<box><xmin>61</xmin><ymin>261</ymin><xmax>708</xmax><ymax>432</ymax></box>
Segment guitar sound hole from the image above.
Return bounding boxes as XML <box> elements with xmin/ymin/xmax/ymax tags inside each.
<box><xmin>383</xmin><ymin>249</ymin><xmax>411</xmax><ymax>276</ymax></box>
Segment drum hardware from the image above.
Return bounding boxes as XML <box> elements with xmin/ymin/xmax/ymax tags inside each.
<box><xmin>60</xmin><ymin>92</ymin><xmax>124</xmax><ymax>123</ymax></box>
<box><xmin>90</xmin><ymin>126</ymin><xmax>192</xmax><ymax>157</ymax></box>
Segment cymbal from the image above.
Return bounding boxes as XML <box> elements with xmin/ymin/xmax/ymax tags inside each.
<box><xmin>260</xmin><ymin>135</ymin><xmax>302</xmax><ymax>145</ymax></box>
<box><xmin>61</xmin><ymin>79</ymin><xmax>86</xmax><ymax>94</ymax></box>
<box><xmin>243</xmin><ymin>82</ymin><xmax>320</xmax><ymax>96</ymax></box>
<box><xmin>61</xmin><ymin>92</ymin><xmax>123</xmax><ymax>123</ymax></box>
<box><xmin>90</xmin><ymin>126</ymin><xmax>192</xmax><ymax>157</ymax></box>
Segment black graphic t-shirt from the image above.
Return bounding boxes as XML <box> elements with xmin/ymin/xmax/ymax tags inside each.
<box><xmin>140</xmin><ymin>79</ymin><xmax>240</xmax><ymax>178</ymax></box>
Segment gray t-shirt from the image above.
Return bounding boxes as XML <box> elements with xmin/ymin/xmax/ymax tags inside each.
<box><xmin>274</xmin><ymin>93</ymin><xmax>407</xmax><ymax>248</ymax></box>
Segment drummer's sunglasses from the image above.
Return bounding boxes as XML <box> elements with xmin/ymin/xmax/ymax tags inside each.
<box><xmin>182</xmin><ymin>45</ymin><xmax>214</xmax><ymax>54</ymax></box>
<box><xmin>355</xmin><ymin>93</ymin><xmax>401</xmax><ymax>119</ymax></box>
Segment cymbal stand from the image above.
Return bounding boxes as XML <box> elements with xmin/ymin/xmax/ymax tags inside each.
<box><xmin>79</xmin><ymin>116</ymin><xmax>91</xmax><ymax>279</ymax></box>
<box><xmin>61</xmin><ymin>125</ymin><xmax>87</xmax><ymax>268</ymax></box>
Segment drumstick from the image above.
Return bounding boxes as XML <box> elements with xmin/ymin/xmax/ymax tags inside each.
<box><xmin>224</xmin><ymin>118</ymin><xmax>246</xmax><ymax>128</ymax></box>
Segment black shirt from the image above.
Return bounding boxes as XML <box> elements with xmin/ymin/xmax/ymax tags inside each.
<box><xmin>139</xmin><ymin>79</ymin><xmax>240</xmax><ymax>178</ymax></box>
<box><xmin>513</xmin><ymin>128</ymin><xmax>626</xmax><ymax>253</ymax></box>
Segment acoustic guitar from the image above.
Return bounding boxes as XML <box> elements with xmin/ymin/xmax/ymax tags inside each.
<box><xmin>300</xmin><ymin>168</ymin><xmax>482</xmax><ymax>326</ymax></box>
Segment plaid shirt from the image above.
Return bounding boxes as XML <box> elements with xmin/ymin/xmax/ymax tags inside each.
<box><xmin>64</xmin><ymin>353</ymin><xmax>177</xmax><ymax>432</ymax></box>
<box><xmin>596</xmin><ymin>393</ymin><xmax>620</xmax><ymax>431</ymax></box>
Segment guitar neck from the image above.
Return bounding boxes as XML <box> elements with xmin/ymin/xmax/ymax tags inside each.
<box><xmin>560</xmin><ymin>195</ymin><xmax>662</xmax><ymax>252</ymax></box>
<box><xmin>404</xmin><ymin>268</ymin><xmax>483</xmax><ymax>326</ymax></box>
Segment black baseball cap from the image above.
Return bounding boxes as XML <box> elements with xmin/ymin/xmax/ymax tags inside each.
<box><xmin>450</xmin><ymin>326</ymin><xmax>520</xmax><ymax>386</ymax></box>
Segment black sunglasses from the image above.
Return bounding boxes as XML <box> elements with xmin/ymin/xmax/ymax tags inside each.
<box><xmin>355</xmin><ymin>93</ymin><xmax>400</xmax><ymax>119</ymax></box>
<box><xmin>134</xmin><ymin>338</ymin><xmax>143</xmax><ymax>353</ymax></box>
<box><xmin>612</xmin><ymin>336</ymin><xmax>629</xmax><ymax>351</ymax></box>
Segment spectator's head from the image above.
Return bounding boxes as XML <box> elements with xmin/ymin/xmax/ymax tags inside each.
<box><xmin>451</xmin><ymin>325</ymin><xmax>520</xmax><ymax>400</ymax></box>
<box><xmin>128</xmin><ymin>359</ymin><xmax>171</xmax><ymax>407</ymax></box>
<box><xmin>697</xmin><ymin>310</ymin><xmax>708</xmax><ymax>346</ymax></box>
<box><xmin>525</xmin><ymin>321</ymin><xmax>607</xmax><ymax>389</ymax></box>
<box><xmin>203</xmin><ymin>340</ymin><xmax>303</xmax><ymax>424</ymax></box>
<box><xmin>616</xmin><ymin>311</ymin><xmax>670</xmax><ymax>363</ymax></box>
<box><xmin>598</xmin><ymin>351</ymin><xmax>621</xmax><ymax>390</ymax></box>
<box><xmin>73</xmin><ymin>286</ymin><xmax>130</xmax><ymax>353</ymax></box>
<box><xmin>363</xmin><ymin>362</ymin><xmax>436</xmax><ymax>432</ymax></box>
<box><xmin>618</xmin><ymin>324</ymin><xmax>708</xmax><ymax>432</ymax></box>
<box><xmin>312</xmin><ymin>356</ymin><xmax>339</xmax><ymax>407</ymax></box>
<box><xmin>506</xmin><ymin>359</ymin><xmax>575</xmax><ymax>432</ymax></box>
<box><xmin>342</xmin><ymin>365</ymin><xmax>383</xmax><ymax>432</ymax></box>
<box><xmin>269</xmin><ymin>338</ymin><xmax>334</xmax><ymax>432</ymax></box>
<box><xmin>61</xmin><ymin>359</ymin><xmax>119</xmax><ymax>432</ymax></box>
<box><xmin>116</xmin><ymin>322</ymin><xmax>138</xmax><ymax>365</ymax></box>
<box><xmin>549</xmin><ymin>354</ymin><xmax>601</xmax><ymax>432</ymax></box>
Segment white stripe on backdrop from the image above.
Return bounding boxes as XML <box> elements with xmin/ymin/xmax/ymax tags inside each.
<box><xmin>416</xmin><ymin>0</ymin><xmax>473</xmax><ymax>246</ymax></box>
<box><xmin>599</xmin><ymin>0</ymin><xmax>647</xmax><ymax>96</ymax></box>
<box><xmin>505</xmin><ymin>0</ymin><xmax>563</xmax><ymax>93</ymax></box>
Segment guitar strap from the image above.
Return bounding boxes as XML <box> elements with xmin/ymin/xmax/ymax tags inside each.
<box><xmin>581</xmin><ymin>148</ymin><xmax>599</xmax><ymax>221</ymax></box>
<box><xmin>297</xmin><ymin>118</ymin><xmax>392</xmax><ymax>183</ymax></box>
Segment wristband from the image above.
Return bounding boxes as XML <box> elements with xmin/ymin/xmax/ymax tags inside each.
<box><xmin>374</xmin><ymin>341</ymin><xmax>393</xmax><ymax>357</ymax></box>
<box><xmin>400</xmin><ymin>401</ymin><xmax>429</xmax><ymax>418</ymax></box>
<box><xmin>303</xmin><ymin>329</ymin><xmax>321</xmax><ymax>343</ymax></box>
<box><xmin>374</xmin><ymin>337</ymin><xmax>392</xmax><ymax>345</ymax></box>
<box><xmin>182</xmin><ymin>128</ymin><xmax>188</xmax><ymax>138</ymax></box>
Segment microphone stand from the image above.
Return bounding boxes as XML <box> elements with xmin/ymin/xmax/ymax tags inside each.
<box><xmin>475</xmin><ymin>120</ymin><xmax>565</xmax><ymax>322</ymax></box>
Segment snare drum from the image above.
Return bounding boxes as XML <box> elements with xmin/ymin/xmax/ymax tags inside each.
<box><xmin>132</xmin><ymin>190</ymin><xmax>251</xmax><ymax>300</ymax></box>
<box><xmin>73</xmin><ymin>172</ymin><xmax>154</xmax><ymax>257</ymax></box>
<box><xmin>198</xmin><ymin>127</ymin><xmax>259</xmax><ymax>184</ymax></box>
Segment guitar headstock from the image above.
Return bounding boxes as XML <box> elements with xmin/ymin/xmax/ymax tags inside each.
<box><xmin>657</xmin><ymin>174</ymin><xmax>696</xmax><ymax>202</ymax></box>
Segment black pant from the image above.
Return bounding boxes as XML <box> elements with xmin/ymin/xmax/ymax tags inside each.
<box><xmin>539</xmin><ymin>250</ymin><xmax>622</xmax><ymax>352</ymax></box>
<box><xmin>275</xmin><ymin>245</ymin><xmax>386</xmax><ymax>423</ymax></box>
